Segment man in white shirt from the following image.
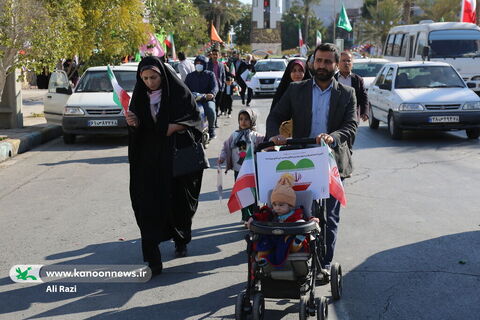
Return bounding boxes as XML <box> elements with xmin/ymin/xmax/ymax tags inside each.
<box><xmin>177</xmin><ymin>52</ymin><xmax>195</xmax><ymax>82</ymax></box>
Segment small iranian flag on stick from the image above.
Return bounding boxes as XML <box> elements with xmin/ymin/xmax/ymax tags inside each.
<box><xmin>322</xmin><ymin>141</ymin><xmax>347</xmax><ymax>207</ymax></box>
<box><xmin>228</xmin><ymin>144</ymin><xmax>257</xmax><ymax>213</ymax></box>
<box><xmin>107</xmin><ymin>65</ymin><xmax>130</xmax><ymax>114</ymax></box>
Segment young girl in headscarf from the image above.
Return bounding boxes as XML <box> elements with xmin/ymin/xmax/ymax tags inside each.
<box><xmin>218</xmin><ymin>108</ymin><xmax>264</xmax><ymax>225</ymax></box>
<box><xmin>125</xmin><ymin>56</ymin><xmax>203</xmax><ymax>276</ymax></box>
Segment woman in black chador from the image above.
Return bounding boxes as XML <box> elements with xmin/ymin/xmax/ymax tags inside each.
<box><xmin>126</xmin><ymin>56</ymin><xmax>203</xmax><ymax>275</ymax></box>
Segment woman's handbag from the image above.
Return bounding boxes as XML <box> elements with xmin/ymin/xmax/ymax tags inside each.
<box><xmin>172</xmin><ymin>129</ymin><xmax>209</xmax><ymax>177</ymax></box>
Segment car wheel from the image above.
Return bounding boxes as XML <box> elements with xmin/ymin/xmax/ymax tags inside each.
<box><xmin>388</xmin><ymin>113</ymin><xmax>402</xmax><ymax>140</ymax></box>
<box><xmin>466</xmin><ymin>128</ymin><xmax>480</xmax><ymax>139</ymax></box>
<box><xmin>63</xmin><ymin>133</ymin><xmax>76</xmax><ymax>144</ymax></box>
<box><xmin>368</xmin><ymin>104</ymin><xmax>380</xmax><ymax>129</ymax></box>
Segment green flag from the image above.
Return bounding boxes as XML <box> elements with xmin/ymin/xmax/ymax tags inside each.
<box><xmin>337</xmin><ymin>5</ymin><xmax>352</xmax><ymax>32</ymax></box>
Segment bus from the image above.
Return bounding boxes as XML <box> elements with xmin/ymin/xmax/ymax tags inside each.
<box><xmin>383</xmin><ymin>21</ymin><xmax>480</xmax><ymax>95</ymax></box>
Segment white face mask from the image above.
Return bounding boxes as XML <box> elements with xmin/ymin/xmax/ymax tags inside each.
<box><xmin>195</xmin><ymin>64</ymin><xmax>204</xmax><ymax>72</ymax></box>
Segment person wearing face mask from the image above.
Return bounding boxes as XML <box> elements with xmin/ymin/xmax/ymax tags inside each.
<box><xmin>185</xmin><ymin>55</ymin><xmax>219</xmax><ymax>139</ymax></box>
<box><xmin>266</xmin><ymin>43</ymin><xmax>357</xmax><ymax>277</ymax></box>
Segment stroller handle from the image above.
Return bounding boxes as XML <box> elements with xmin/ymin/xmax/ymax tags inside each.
<box><xmin>256</xmin><ymin>138</ymin><xmax>318</xmax><ymax>152</ymax></box>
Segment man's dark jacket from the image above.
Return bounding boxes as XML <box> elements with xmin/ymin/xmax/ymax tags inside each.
<box><xmin>334</xmin><ymin>72</ymin><xmax>369</xmax><ymax>119</ymax></box>
<box><xmin>266</xmin><ymin>79</ymin><xmax>358</xmax><ymax>178</ymax></box>
<box><xmin>185</xmin><ymin>56</ymin><xmax>218</xmax><ymax>96</ymax></box>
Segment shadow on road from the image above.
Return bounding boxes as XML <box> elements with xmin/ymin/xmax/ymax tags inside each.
<box><xmin>330</xmin><ymin>231</ymin><xmax>480</xmax><ymax>319</ymax></box>
<box><xmin>0</xmin><ymin>222</ymin><xmax>249</xmax><ymax>319</ymax></box>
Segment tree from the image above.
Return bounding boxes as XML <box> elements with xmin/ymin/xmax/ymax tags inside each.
<box><xmin>193</xmin><ymin>0</ymin><xmax>242</xmax><ymax>37</ymax></box>
<box><xmin>415</xmin><ymin>0</ymin><xmax>461</xmax><ymax>23</ymax></box>
<box><xmin>231</xmin><ymin>4</ymin><xmax>252</xmax><ymax>46</ymax></box>
<box><xmin>281</xmin><ymin>5</ymin><xmax>327</xmax><ymax>50</ymax></box>
<box><xmin>357</xmin><ymin>0</ymin><xmax>403</xmax><ymax>49</ymax></box>
<box><xmin>146</xmin><ymin>0</ymin><xmax>208</xmax><ymax>51</ymax></box>
<box><xmin>303</xmin><ymin>0</ymin><xmax>321</xmax><ymax>47</ymax></box>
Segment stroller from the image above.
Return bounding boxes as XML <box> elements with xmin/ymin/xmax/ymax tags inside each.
<box><xmin>191</xmin><ymin>92</ymin><xmax>210</xmax><ymax>149</ymax></box>
<box><xmin>235</xmin><ymin>138</ymin><xmax>343</xmax><ymax>320</ymax></box>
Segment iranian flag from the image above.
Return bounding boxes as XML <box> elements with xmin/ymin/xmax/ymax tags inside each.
<box><xmin>322</xmin><ymin>141</ymin><xmax>347</xmax><ymax>207</ymax></box>
<box><xmin>298</xmin><ymin>25</ymin><xmax>304</xmax><ymax>48</ymax></box>
<box><xmin>228</xmin><ymin>144</ymin><xmax>257</xmax><ymax>213</ymax></box>
<box><xmin>461</xmin><ymin>0</ymin><xmax>476</xmax><ymax>23</ymax></box>
<box><xmin>107</xmin><ymin>65</ymin><xmax>130</xmax><ymax>114</ymax></box>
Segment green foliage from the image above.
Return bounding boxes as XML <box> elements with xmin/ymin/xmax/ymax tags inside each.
<box><xmin>193</xmin><ymin>0</ymin><xmax>242</xmax><ymax>37</ymax></box>
<box><xmin>146</xmin><ymin>0</ymin><xmax>208</xmax><ymax>51</ymax></box>
<box><xmin>231</xmin><ymin>4</ymin><xmax>252</xmax><ymax>46</ymax></box>
<box><xmin>281</xmin><ymin>5</ymin><xmax>328</xmax><ymax>50</ymax></box>
<box><xmin>361</xmin><ymin>0</ymin><xmax>378</xmax><ymax>19</ymax></box>
<box><xmin>414</xmin><ymin>0</ymin><xmax>461</xmax><ymax>23</ymax></box>
<box><xmin>357</xmin><ymin>0</ymin><xmax>403</xmax><ymax>47</ymax></box>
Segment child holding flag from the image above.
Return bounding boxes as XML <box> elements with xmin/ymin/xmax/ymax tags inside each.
<box><xmin>218</xmin><ymin>109</ymin><xmax>264</xmax><ymax>225</ymax></box>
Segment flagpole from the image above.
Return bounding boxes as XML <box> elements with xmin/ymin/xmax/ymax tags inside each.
<box><xmin>333</xmin><ymin>0</ymin><xmax>336</xmax><ymax>42</ymax></box>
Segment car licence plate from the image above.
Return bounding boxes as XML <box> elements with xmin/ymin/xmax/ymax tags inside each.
<box><xmin>261</xmin><ymin>85</ymin><xmax>274</xmax><ymax>89</ymax></box>
<box><xmin>87</xmin><ymin>120</ymin><xmax>118</xmax><ymax>127</ymax></box>
<box><xmin>428</xmin><ymin>116</ymin><xmax>459</xmax><ymax>123</ymax></box>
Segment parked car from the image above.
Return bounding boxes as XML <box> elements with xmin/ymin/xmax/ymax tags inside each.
<box><xmin>248</xmin><ymin>58</ymin><xmax>287</xmax><ymax>96</ymax></box>
<box><xmin>352</xmin><ymin>58</ymin><xmax>390</xmax><ymax>88</ymax></box>
<box><xmin>368</xmin><ymin>61</ymin><xmax>480</xmax><ymax>139</ymax></box>
<box><xmin>44</xmin><ymin>65</ymin><xmax>137</xmax><ymax>144</ymax></box>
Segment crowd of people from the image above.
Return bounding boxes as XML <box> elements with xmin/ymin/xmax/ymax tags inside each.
<box><xmin>126</xmin><ymin>43</ymin><xmax>369</xmax><ymax>279</ymax></box>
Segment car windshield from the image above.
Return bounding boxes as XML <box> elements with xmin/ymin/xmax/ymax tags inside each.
<box><xmin>395</xmin><ymin>66</ymin><xmax>465</xmax><ymax>89</ymax></box>
<box><xmin>352</xmin><ymin>62</ymin><xmax>386</xmax><ymax>77</ymax></box>
<box><xmin>168</xmin><ymin>61</ymin><xmax>180</xmax><ymax>73</ymax></box>
<box><xmin>76</xmin><ymin>70</ymin><xmax>137</xmax><ymax>92</ymax></box>
<box><xmin>255</xmin><ymin>61</ymin><xmax>286</xmax><ymax>72</ymax></box>
<box><xmin>429</xmin><ymin>29</ymin><xmax>480</xmax><ymax>58</ymax></box>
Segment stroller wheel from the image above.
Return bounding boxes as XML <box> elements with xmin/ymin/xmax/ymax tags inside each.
<box><xmin>235</xmin><ymin>292</ymin><xmax>249</xmax><ymax>320</ymax></box>
<box><xmin>252</xmin><ymin>292</ymin><xmax>265</xmax><ymax>320</ymax></box>
<box><xmin>330</xmin><ymin>262</ymin><xmax>342</xmax><ymax>300</ymax></box>
<box><xmin>316</xmin><ymin>296</ymin><xmax>328</xmax><ymax>320</ymax></box>
<box><xmin>299</xmin><ymin>295</ymin><xmax>309</xmax><ymax>320</ymax></box>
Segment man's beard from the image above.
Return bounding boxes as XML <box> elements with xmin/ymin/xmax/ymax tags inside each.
<box><xmin>314</xmin><ymin>68</ymin><xmax>335</xmax><ymax>82</ymax></box>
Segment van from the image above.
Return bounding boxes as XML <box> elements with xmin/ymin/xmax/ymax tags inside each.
<box><xmin>44</xmin><ymin>65</ymin><xmax>137</xmax><ymax>144</ymax></box>
<box><xmin>383</xmin><ymin>21</ymin><xmax>480</xmax><ymax>95</ymax></box>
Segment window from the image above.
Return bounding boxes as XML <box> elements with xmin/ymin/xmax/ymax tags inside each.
<box><xmin>400</xmin><ymin>34</ymin><xmax>408</xmax><ymax>57</ymax></box>
<box><xmin>374</xmin><ymin>66</ymin><xmax>389</xmax><ymax>86</ymax></box>
<box><xmin>428</xmin><ymin>29</ymin><xmax>480</xmax><ymax>58</ymax></box>
<box><xmin>393</xmin><ymin>34</ymin><xmax>404</xmax><ymax>56</ymax></box>
<box><xmin>384</xmin><ymin>68</ymin><xmax>394</xmax><ymax>87</ymax></box>
<box><xmin>352</xmin><ymin>62</ymin><xmax>386</xmax><ymax>77</ymax></box>
<box><xmin>385</xmin><ymin>34</ymin><xmax>395</xmax><ymax>56</ymax></box>
<box><xmin>416</xmin><ymin>32</ymin><xmax>427</xmax><ymax>56</ymax></box>
<box><xmin>395</xmin><ymin>66</ymin><xmax>465</xmax><ymax>88</ymax></box>
<box><xmin>76</xmin><ymin>70</ymin><xmax>137</xmax><ymax>93</ymax></box>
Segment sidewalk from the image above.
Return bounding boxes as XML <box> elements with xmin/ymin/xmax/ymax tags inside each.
<box><xmin>0</xmin><ymin>89</ymin><xmax>62</xmax><ymax>163</ymax></box>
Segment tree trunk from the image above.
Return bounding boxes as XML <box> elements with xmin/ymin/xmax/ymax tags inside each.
<box><xmin>0</xmin><ymin>49</ymin><xmax>17</xmax><ymax>104</ymax></box>
<box><xmin>402</xmin><ymin>0</ymin><xmax>411</xmax><ymax>24</ymax></box>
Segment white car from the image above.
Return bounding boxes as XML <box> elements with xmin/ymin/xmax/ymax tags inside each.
<box><xmin>249</xmin><ymin>59</ymin><xmax>287</xmax><ymax>96</ymax></box>
<box><xmin>352</xmin><ymin>58</ymin><xmax>389</xmax><ymax>88</ymax></box>
<box><xmin>368</xmin><ymin>61</ymin><xmax>480</xmax><ymax>139</ymax></box>
<box><xmin>44</xmin><ymin>65</ymin><xmax>137</xmax><ymax>144</ymax></box>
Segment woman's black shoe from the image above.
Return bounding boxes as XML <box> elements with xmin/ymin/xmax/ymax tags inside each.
<box><xmin>174</xmin><ymin>243</ymin><xmax>187</xmax><ymax>258</ymax></box>
<box><xmin>148</xmin><ymin>262</ymin><xmax>163</xmax><ymax>277</ymax></box>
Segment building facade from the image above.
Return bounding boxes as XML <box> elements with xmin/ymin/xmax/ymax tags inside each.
<box><xmin>251</xmin><ymin>0</ymin><xmax>283</xmax><ymax>54</ymax></box>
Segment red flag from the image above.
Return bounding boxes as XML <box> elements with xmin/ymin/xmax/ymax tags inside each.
<box><xmin>322</xmin><ymin>141</ymin><xmax>347</xmax><ymax>207</ymax></box>
<box><xmin>461</xmin><ymin>0</ymin><xmax>477</xmax><ymax>23</ymax></box>
<box><xmin>210</xmin><ymin>23</ymin><xmax>223</xmax><ymax>43</ymax></box>
<box><xmin>298</xmin><ymin>25</ymin><xmax>304</xmax><ymax>47</ymax></box>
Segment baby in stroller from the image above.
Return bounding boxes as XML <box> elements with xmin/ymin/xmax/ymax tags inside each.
<box><xmin>247</xmin><ymin>174</ymin><xmax>318</xmax><ymax>268</ymax></box>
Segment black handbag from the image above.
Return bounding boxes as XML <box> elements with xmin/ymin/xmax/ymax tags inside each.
<box><xmin>172</xmin><ymin>129</ymin><xmax>209</xmax><ymax>177</ymax></box>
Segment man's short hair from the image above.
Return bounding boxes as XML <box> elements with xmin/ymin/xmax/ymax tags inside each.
<box><xmin>226</xmin><ymin>76</ymin><xmax>233</xmax><ymax>81</ymax></box>
<box><xmin>178</xmin><ymin>52</ymin><xmax>186</xmax><ymax>60</ymax></box>
<box><xmin>313</xmin><ymin>43</ymin><xmax>340</xmax><ymax>63</ymax></box>
<box><xmin>211</xmin><ymin>48</ymin><xmax>219</xmax><ymax>53</ymax></box>
<box><xmin>341</xmin><ymin>51</ymin><xmax>353</xmax><ymax>59</ymax></box>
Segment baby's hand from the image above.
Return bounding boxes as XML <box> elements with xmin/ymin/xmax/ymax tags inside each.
<box><xmin>309</xmin><ymin>217</ymin><xmax>320</xmax><ymax>224</ymax></box>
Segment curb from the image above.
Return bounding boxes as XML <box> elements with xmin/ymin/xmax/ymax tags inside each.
<box><xmin>0</xmin><ymin>125</ymin><xmax>62</xmax><ymax>163</ymax></box>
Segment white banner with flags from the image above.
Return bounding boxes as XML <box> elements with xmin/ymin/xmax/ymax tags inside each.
<box><xmin>256</xmin><ymin>147</ymin><xmax>330</xmax><ymax>203</ymax></box>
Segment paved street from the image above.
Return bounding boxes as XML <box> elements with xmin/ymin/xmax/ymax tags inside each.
<box><xmin>0</xmin><ymin>95</ymin><xmax>479</xmax><ymax>319</ymax></box>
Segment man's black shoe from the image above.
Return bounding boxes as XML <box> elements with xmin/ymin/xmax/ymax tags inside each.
<box><xmin>148</xmin><ymin>262</ymin><xmax>163</xmax><ymax>277</ymax></box>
